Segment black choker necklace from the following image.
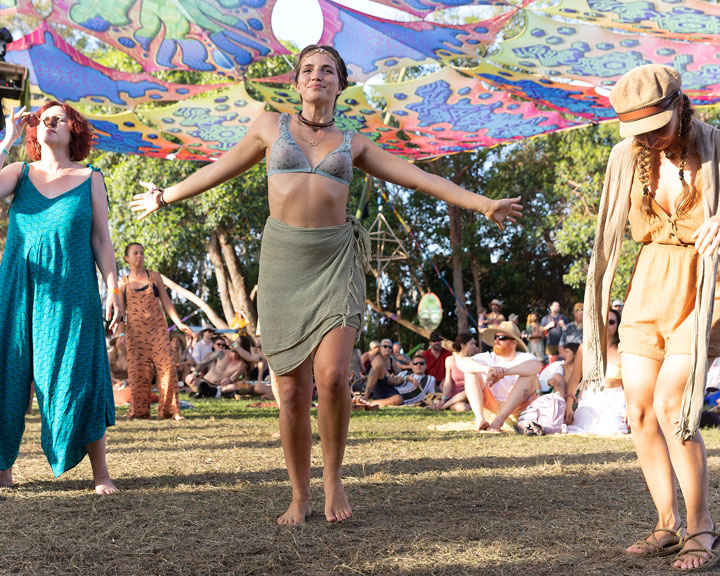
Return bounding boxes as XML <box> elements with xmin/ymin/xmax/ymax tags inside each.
<box><xmin>297</xmin><ymin>112</ymin><xmax>334</xmax><ymax>128</ymax></box>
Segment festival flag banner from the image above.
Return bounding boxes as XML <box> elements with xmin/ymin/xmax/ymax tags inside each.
<box><xmin>491</xmin><ymin>11</ymin><xmax>720</xmax><ymax>99</ymax></box>
<box><xmin>85</xmin><ymin>110</ymin><xmax>181</xmax><ymax>158</ymax></box>
<box><xmin>465</xmin><ymin>62</ymin><xmax>613</xmax><ymax>120</ymax></box>
<box><xmin>140</xmin><ymin>83</ymin><xmax>265</xmax><ymax>160</ymax></box>
<box><xmin>367</xmin><ymin>0</ymin><xmax>528</xmax><ymax>18</ymax></box>
<box><xmin>13</xmin><ymin>0</ymin><xmax>287</xmax><ymax>75</ymax></box>
<box><xmin>373</xmin><ymin>67</ymin><xmax>582</xmax><ymax>148</ymax></box>
<box><xmin>538</xmin><ymin>0</ymin><xmax>720</xmax><ymax>42</ymax></box>
<box><xmin>317</xmin><ymin>0</ymin><xmax>511</xmax><ymax>80</ymax></box>
<box><xmin>6</xmin><ymin>23</ymin><xmax>230</xmax><ymax>108</ymax></box>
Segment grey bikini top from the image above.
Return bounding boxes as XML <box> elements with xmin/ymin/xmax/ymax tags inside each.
<box><xmin>267</xmin><ymin>113</ymin><xmax>354</xmax><ymax>186</ymax></box>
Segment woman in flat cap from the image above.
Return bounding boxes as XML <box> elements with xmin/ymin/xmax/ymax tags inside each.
<box><xmin>583</xmin><ymin>63</ymin><xmax>720</xmax><ymax>571</ymax></box>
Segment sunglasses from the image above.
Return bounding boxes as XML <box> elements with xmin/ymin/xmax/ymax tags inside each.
<box><xmin>214</xmin><ymin>342</ymin><xmax>228</xmax><ymax>348</ymax></box>
<box><xmin>381</xmin><ymin>344</ymin><xmax>392</xmax><ymax>348</ymax></box>
<box><xmin>412</xmin><ymin>361</ymin><xmax>426</xmax><ymax>366</ymax></box>
<box><xmin>494</xmin><ymin>335</ymin><xmax>514</xmax><ymax>341</ymax></box>
<box><xmin>27</xmin><ymin>114</ymin><xmax>68</xmax><ymax>129</ymax></box>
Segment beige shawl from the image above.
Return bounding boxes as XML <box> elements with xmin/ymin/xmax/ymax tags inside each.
<box><xmin>583</xmin><ymin>118</ymin><xmax>720</xmax><ymax>440</ymax></box>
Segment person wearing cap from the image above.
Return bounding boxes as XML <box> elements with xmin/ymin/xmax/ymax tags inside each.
<box><xmin>584</xmin><ymin>63</ymin><xmax>720</xmax><ymax>570</ymax></box>
<box><xmin>612</xmin><ymin>300</ymin><xmax>624</xmax><ymax>311</ymax></box>
<box><xmin>456</xmin><ymin>321</ymin><xmax>542</xmax><ymax>432</ymax></box>
<box><xmin>423</xmin><ymin>331</ymin><xmax>451</xmax><ymax>386</ymax></box>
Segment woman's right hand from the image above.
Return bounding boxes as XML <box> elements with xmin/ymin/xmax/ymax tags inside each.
<box><xmin>129</xmin><ymin>181</ymin><xmax>163</xmax><ymax>220</ymax></box>
<box><xmin>2</xmin><ymin>106</ymin><xmax>31</xmax><ymax>151</ymax></box>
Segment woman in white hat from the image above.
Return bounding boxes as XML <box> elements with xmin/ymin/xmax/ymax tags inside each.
<box><xmin>584</xmin><ymin>63</ymin><xmax>720</xmax><ymax>571</ymax></box>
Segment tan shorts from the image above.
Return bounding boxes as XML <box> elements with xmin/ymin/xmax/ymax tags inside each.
<box><xmin>619</xmin><ymin>243</ymin><xmax>720</xmax><ymax>360</ymax></box>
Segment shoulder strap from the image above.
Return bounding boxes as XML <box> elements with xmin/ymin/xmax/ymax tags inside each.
<box><xmin>87</xmin><ymin>164</ymin><xmax>110</xmax><ymax>206</ymax></box>
<box><xmin>149</xmin><ymin>270</ymin><xmax>160</xmax><ymax>298</ymax></box>
<box><xmin>21</xmin><ymin>161</ymin><xmax>29</xmax><ymax>179</ymax></box>
<box><xmin>342</xmin><ymin>130</ymin><xmax>354</xmax><ymax>148</ymax></box>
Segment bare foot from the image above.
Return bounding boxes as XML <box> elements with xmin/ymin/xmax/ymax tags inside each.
<box><xmin>173</xmin><ymin>413</ymin><xmax>185</xmax><ymax>421</ymax></box>
<box><xmin>94</xmin><ymin>475</ymin><xmax>119</xmax><ymax>495</ymax></box>
<box><xmin>277</xmin><ymin>498</ymin><xmax>312</xmax><ymax>525</ymax></box>
<box><xmin>477</xmin><ymin>420</ymin><xmax>490</xmax><ymax>431</ymax></box>
<box><xmin>672</xmin><ymin>526</ymin><xmax>718</xmax><ymax>571</ymax></box>
<box><xmin>324</xmin><ymin>478</ymin><xmax>352</xmax><ymax>523</ymax></box>
<box><xmin>0</xmin><ymin>467</ymin><xmax>14</xmax><ymax>488</ymax></box>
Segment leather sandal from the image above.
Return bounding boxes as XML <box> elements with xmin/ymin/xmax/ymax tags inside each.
<box><xmin>627</xmin><ymin>525</ymin><xmax>684</xmax><ymax>558</ymax></box>
<box><xmin>672</xmin><ymin>526</ymin><xmax>720</xmax><ymax>573</ymax></box>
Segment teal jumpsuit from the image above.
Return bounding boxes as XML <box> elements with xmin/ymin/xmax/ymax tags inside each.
<box><xmin>0</xmin><ymin>163</ymin><xmax>114</xmax><ymax>477</ymax></box>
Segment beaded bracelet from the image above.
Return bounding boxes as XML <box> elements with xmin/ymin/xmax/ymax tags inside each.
<box><xmin>152</xmin><ymin>188</ymin><xmax>168</xmax><ymax>208</ymax></box>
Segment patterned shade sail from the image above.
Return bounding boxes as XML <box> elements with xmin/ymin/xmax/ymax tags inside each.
<box><xmin>2</xmin><ymin>0</ymin><xmax>720</xmax><ymax>160</ymax></box>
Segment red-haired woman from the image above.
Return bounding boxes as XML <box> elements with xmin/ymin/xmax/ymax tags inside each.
<box><xmin>131</xmin><ymin>45</ymin><xmax>522</xmax><ymax>524</ymax></box>
<box><xmin>0</xmin><ymin>103</ymin><xmax>122</xmax><ymax>494</ymax></box>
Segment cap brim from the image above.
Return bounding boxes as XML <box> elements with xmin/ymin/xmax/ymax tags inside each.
<box><xmin>619</xmin><ymin>107</ymin><xmax>674</xmax><ymax>138</ymax></box>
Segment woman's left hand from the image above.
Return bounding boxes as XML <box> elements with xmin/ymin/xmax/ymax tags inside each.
<box><xmin>486</xmin><ymin>196</ymin><xmax>523</xmax><ymax>231</ymax></box>
<box><xmin>107</xmin><ymin>291</ymin><xmax>124</xmax><ymax>332</ymax></box>
<box><xmin>177</xmin><ymin>322</ymin><xmax>193</xmax><ymax>335</ymax></box>
<box><xmin>693</xmin><ymin>216</ymin><xmax>720</xmax><ymax>257</ymax></box>
<box><xmin>130</xmin><ymin>181</ymin><xmax>163</xmax><ymax>220</ymax></box>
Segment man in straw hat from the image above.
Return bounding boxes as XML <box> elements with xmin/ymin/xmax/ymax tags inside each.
<box><xmin>583</xmin><ymin>63</ymin><xmax>720</xmax><ymax>570</ymax></box>
<box><xmin>455</xmin><ymin>321</ymin><xmax>542</xmax><ymax>432</ymax></box>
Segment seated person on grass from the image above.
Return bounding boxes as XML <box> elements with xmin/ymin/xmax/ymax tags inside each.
<box><xmin>363</xmin><ymin>338</ymin><xmax>405</xmax><ymax>406</ymax></box>
<box><xmin>537</xmin><ymin>342</ymin><xmax>579</xmax><ymax>396</ymax></box>
<box><xmin>185</xmin><ymin>336</ymin><xmax>244</xmax><ymax>398</ymax></box>
<box><xmin>367</xmin><ymin>352</ymin><xmax>437</xmax><ymax>407</ymax></box>
<box><xmin>219</xmin><ymin>335</ymin><xmax>274</xmax><ymax>399</ymax></box>
<box><xmin>456</xmin><ymin>321</ymin><xmax>543</xmax><ymax>432</ymax></box>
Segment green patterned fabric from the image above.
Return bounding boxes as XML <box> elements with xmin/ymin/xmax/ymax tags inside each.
<box><xmin>258</xmin><ymin>216</ymin><xmax>370</xmax><ymax>375</ymax></box>
<box><xmin>0</xmin><ymin>163</ymin><xmax>115</xmax><ymax>477</ymax></box>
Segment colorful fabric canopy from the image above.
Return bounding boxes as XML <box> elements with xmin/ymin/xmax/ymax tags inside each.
<box><xmin>2</xmin><ymin>0</ymin><xmax>720</xmax><ymax>161</ymax></box>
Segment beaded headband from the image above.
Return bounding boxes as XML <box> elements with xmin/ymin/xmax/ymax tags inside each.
<box><xmin>298</xmin><ymin>47</ymin><xmax>343</xmax><ymax>74</ymax></box>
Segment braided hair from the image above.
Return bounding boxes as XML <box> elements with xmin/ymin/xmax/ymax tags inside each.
<box><xmin>633</xmin><ymin>94</ymin><xmax>696</xmax><ymax>221</ymax></box>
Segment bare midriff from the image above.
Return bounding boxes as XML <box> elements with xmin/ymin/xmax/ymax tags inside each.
<box><xmin>268</xmin><ymin>172</ymin><xmax>349</xmax><ymax>228</ymax></box>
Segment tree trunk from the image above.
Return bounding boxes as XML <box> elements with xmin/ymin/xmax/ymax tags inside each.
<box><xmin>471</xmin><ymin>254</ymin><xmax>482</xmax><ymax>317</ymax></box>
<box><xmin>208</xmin><ymin>232</ymin><xmax>236</xmax><ymax>324</ymax></box>
<box><xmin>217</xmin><ymin>229</ymin><xmax>258</xmax><ymax>336</ymax></box>
<box><xmin>448</xmin><ymin>204</ymin><xmax>468</xmax><ymax>334</ymax></box>
<box><xmin>160</xmin><ymin>274</ymin><xmax>229</xmax><ymax>329</ymax></box>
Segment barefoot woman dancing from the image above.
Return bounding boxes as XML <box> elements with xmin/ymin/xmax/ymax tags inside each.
<box><xmin>0</xmin><ymin>102</ymin><xmax>121</xmax><ymax>494</ymax></box>
<box><xmin>585</xmin><ymin>64</ymin><xmax>720</xmax><ymax>572</ymax></box>
<box><xmin>131</xmin><ymin>45</ymin><xmax>522</xmax><ymax>524</ymax></box>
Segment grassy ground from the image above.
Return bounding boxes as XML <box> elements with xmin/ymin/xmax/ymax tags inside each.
<box><xmin>3</xmin><ymin>398</ymin><xmax>720</xmax><ymax>576</ymax></box>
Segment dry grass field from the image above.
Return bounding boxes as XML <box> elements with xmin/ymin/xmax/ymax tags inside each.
<box><xmin>3</xmin><ymin>398</ymin><xmax>720</xmax><ymax>576</ymax></box>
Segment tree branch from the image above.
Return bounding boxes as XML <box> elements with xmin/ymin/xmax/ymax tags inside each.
<box><xmin>160</xmin><ymin>274</ymin><xmax>229</xmax><ymax>329</ymax></box>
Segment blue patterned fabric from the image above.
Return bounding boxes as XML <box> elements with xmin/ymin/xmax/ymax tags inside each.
<box><xmin>0</xmin><ymin>163</ymin><xmax>115</xmax><ymax>477</ymax></box>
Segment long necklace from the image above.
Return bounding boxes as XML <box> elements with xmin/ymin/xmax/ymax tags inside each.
<box><xmin>296</xmin><ymin>115</ymin><xmax>329</xmax><ymax>148</ymax></box>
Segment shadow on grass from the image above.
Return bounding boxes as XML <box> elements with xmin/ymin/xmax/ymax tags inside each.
<box><xmin>1</xmin><ymin>459</ymin><xmax>680</xmax><ymax>576</ymax></box>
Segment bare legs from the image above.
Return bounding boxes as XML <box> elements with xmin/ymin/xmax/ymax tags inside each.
<box><xmin>488</xmin><ymin>376</ymin><xmax>537</xmax><ymax>432</ymax></box>
<box><xmin>622</xmin><ymin>354</ymin><xmax>714</xmax><ymax>570</ymax></box>
<box><xmin>463</xmin><ymin>373</ymin><xmax>489</xmax><ymax>430</ymax></box>
<box><xmin>1</xmin><ymin>436</ymin><xmax>117</xmax><ymax>494</ymax></box>
<box><xmin>276</xmin><ymin>326</ymin><xmax>356</xmax><ymax>525</ymax></box>
<box><xmin>0</xmin><ymin>467</ymin><xmax>13</xmax><ymax>488</ymax></box>
<box><xmin>86</xmin><ymin>434</ymin><xmax>119</xmax><ymax>495</ymax></box>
